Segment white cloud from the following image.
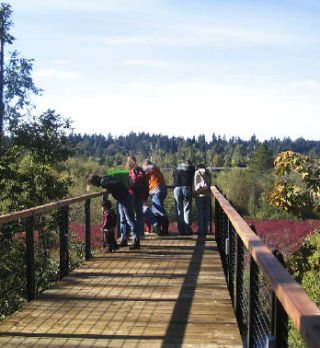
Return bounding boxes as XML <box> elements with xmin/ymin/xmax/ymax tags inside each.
<box><xmin>53</xmin><ymin>60</ymin><xmax>69</xmax><ymax>65</ymax></box>
<box><xmin>100</xmin><ymin>24</ymin><xmax>300</xmax><ymax>47</ymax></box>
<box><xmin>37</xmin><ymin>82</ymin><xmax>320</xmax><ymax>140</ymax></box>
<box><xmin>11</xmin><ymin>0</ymin><xmax>158</xmax><ymax>13</ymax></box>
<box><xmin>122</xmin><ymin>59</ymin><xmax>174</xmax><ymax>68</ymax></box>
<box><xmin>34</xmin><ymin>68</ymin><xmax>80</xmax><ymax>80</ymax></box>
<box><xmin>289</xmin><ymin>80</ymin><xmax>320</xmax><ymax>94</ymax></box>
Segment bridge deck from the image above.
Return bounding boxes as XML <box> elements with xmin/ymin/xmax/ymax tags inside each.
<box><xmin>0</xmin><ymin>234</ymin><xmax>242</xmax><ymax>347</ymax></box>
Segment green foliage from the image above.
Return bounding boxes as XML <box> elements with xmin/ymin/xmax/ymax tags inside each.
<box><xmin>4</xmin><ymin>51</ymin><xmax>42</xmax><ymax>130</ymax></box>
<box><xmin>0</xmin><ymin>231</ymin><xmax>26</xmax><ymax>321</ymax></box>
<box><xmin>0</xmin><ymin>111</ymin><xmax>73</xmax><ymax>211</ymax></box>
<box><xmin>287</xmin><ymin>230</ymin><xmax>320</xmax><ymax>347</ymax></box>
<box><xmin>287</xmin><ymin>229</ymin><xmax>320</xmax><ymax>284</ymax></box>
<box><xmin>0</xmin><ymin>5</ymin><xmax>75</xmax><ymax>322</ymax></box>
<box><xmin>268</xmin><ymin>151</ymin><xmax>320</xmax><ymax>219</ymax></box>
<box><xmin>68</xmin><ymin>133</ymin><xmax>320</xmax><ymax>171</ymax></box>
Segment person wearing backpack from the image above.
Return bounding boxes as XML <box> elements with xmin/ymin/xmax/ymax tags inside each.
<box><xmin>194</xmin><ymin>164</ymin><xmax>212</xmax><ymax>235</ymax></box>
<box><xmin>126</xmin><ymin>156</ymin><xmax>149</xmax><ymax>248</ymax></box>
<box><xmin>173</xmin><ymin>160</ymin><xmax>195</xmax><ymax>235</ymax></box>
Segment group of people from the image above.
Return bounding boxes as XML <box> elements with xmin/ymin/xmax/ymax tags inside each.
<box><xmin>87</xmin><ymin>156</ymin><xmax>169</xmax><ymax>251</ymax></box>
<box><xmin>87</xmin><ymin>157</ymin><xmax>211</xmax><ymax>252</ymax></box>
<box><xmin>173</xmin><ymin>160</ymin><xmax>212</xmax><ymax>236</ymax></box>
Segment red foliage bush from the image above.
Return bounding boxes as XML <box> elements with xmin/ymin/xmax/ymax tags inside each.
<box><xmin>246</xmin><ymin>219</ymin><xmax>320</xmax><ymax>257</ymax></box>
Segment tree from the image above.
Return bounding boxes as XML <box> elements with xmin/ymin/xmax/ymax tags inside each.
<box><xmin>248</xmin><ymin>143</ymin><xmax>274</xmax><ymax>174</ymax></box>
<box><xmin>0</xmin><ymin>3</ymin><xmax>41</xmax><ymax>146</ymax></box>
<box><xmin>0</xmin><ymin>2</ymin><xmax>14</xmax><ymax>141</ymax></box>
<box><xmin>267</xmin><ymin>151</ymin><xmax>320</xmax><ymax>219</ymax></box>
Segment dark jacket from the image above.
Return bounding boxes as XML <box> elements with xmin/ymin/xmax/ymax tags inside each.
<box><xmin>173</xmin><ymin>162</ymin><xmax>195</xmax><ymax>187</ymax></box>
<box><xmin>100</xmin><ymin>176</ymin><xmax>128</xmax><ymax>201</ymax></box>
<box><xmin>102</xmin><ymin>209</ymin><xmax>117</xmax><ymax>231</ymax></box>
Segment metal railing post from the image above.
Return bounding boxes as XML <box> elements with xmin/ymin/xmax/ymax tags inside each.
<box><xmin>209</xmin><ymin>198</ymin><xmax>212</xmax><ymax>234</ymax></box>
<box><xmin>235</xmin><ymin>233</ymin><xmax>245</xmax><ymax>334</ymax></box>
<box><xmin>248</xmin><ymin>224</ymin><xmax>259</xmax><ymax>348</ymax></box>
<box><xmin>85</xmin><ymin>199</ymin><xmax>91</xmax><ymax>260</ymax></box>
<box><xmin>228</xmin><ymin>223</ymin><xmax>235</xmax><ymax>306</ymax></box>
<box><xmin>271</xmin><ymin>249</ymin><xmax>289</xmax><ymax>348</ymax></box>
<box><xmin>25</xmin><ymin>216</ymin><xmax>35</xmax><ymax>301</ymax></box>
<box><xmin>221</xmin><ymin>210</ymin><xmax>228</xmax><ymax>276</ymax></box>
<box><xmin>59</xmin><ymin>206</ymin><xmax>69</xmax><ymax>279</ymax></box>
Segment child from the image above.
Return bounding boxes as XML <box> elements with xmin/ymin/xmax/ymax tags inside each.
<box><xmin>101</xmin><ymin>200</ymin><xmax>118</xmax><ymax>253</ymax></box>
<box><xmin>87</xmin><ymin>174</ymin><xmax>139</xmax><ymax>250</ymax></box>
<box><xmin>143</xmin><ymin>205</ymin><xmax>161</xmax><ymax>235</ymax></box>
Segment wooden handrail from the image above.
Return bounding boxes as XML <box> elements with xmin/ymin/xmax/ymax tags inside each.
<box><xmin>0</xmin><ymin>192</ymin><xmax>104</xmax><ymax>225</ymax></box>
<box><xmin>211</xmin><ymin>185</ymin><xmax>320</xmax><ymax>348</ymax></box>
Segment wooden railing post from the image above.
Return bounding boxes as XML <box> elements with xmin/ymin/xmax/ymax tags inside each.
<box><xmin>25</xmin><ymin>216</ymin><xmax>35</xmax><ymax>301</ymax></box>
<box><xmin>59</xmin><ymin>206</ymin><xmax>69</xmax><ymax>279</ymax></box>
<box><xmin>271</xmin><ymin>249</ymin><xmax>288</xmax><ymax>348</ymax></box>
<box><xmin>248</xmin><ymin>224</ymin><xmax>259</xmax><ymax>348</ymax></box>
<box><xmin>85</xmin><ymin>199</ymin><xmax>91</xmax><ymax>260</ymax></box>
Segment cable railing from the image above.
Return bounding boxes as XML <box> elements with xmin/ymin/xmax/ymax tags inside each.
<box><xmin>1</xmin><ymin>185</ymin><xmax>319</xmax><ymax>348</ymax></box>
<box><xmin>0</xmin><ymin>191</ymin><xmax>103</xmax><ymax>314</ymax></box>
<box><xmin>212</xmin><ymin>185</ymin><xmax>320</xmax><ymax>348</ymax></box>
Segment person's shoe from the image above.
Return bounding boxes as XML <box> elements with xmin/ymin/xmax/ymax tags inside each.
<box><xmin>129</xmin><ymin>240</ymin><xmax>140</xmax><ymax>250</ymax></box>
<box><xmin>159</xmin><ymin>231</ymin><xmax>169</xmax><ymax>236</ymax></box>
<box><xmin>153</xmin><ymin>225</ymin><xmax>161</xmax><ymax>235</ymax></box>
<box><xmin>161</xmin><ymin>218</ymin><xmax>169</xmax><ymax>235</ymax></box>
<box><xmin>104</xmin><ymin>247</ymin><xmax>113</xmax><ymax>253</ymax></box>
<box><xmin>118</xmin><ymin>239</ymin><xmax>128</xmax><ymax>247</ymax></box>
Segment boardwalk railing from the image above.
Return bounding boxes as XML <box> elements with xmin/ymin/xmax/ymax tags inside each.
<box><xmin>212</xmin><ymin>185</ymin><xmax>320</xmax><ymax>348</ymax></box>
<box><xmin>0</xmin><ymin>192</ymin><xmax>103</xmax><ymax>305</ymax></box>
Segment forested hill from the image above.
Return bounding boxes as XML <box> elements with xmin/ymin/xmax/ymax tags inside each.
<box><xmin>68</xmin><ymin>132</ymin><xmax>320</xmax><ymax>167</ymax></box>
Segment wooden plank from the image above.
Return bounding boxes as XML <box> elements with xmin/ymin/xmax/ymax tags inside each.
<box><xmin>0</xmin><ymin>234</ymin><xmax>242</xmax><ymax>347</ymax></box>
<box><xmin>211</xmin><ymin>185</ymin><xmax>320</xmax><ymax>348</ymax></box>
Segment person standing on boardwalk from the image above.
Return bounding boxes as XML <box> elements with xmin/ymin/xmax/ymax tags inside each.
<box><xmin>142</xmin><ymin>159</ymin><xmax>169</xmax><ymax>235</ymax></box>
<box><xmin>172</xmin><ymin>160</ymin><xmax>195</xmax><ymax>235</ymax></box>
<box><xmin>87</xmin><ymin>173</ymin><xmax>139</xmax><ymax>250</ymax></box>
<box><xmin>101</xmin><ymin>200</ymin><xmax>118</xmax><ymax>252</ymax></box>
<box><xmin>194</xmin><ymin>164</ymin><xmax>212</xmax><ymax>235</ymax></box>
<box><xmin>126</xmin><ymin>156</ymin><xmax>149</xmax><ymax>245</ymax></box>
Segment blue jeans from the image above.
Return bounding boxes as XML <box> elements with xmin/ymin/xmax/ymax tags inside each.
<box><xmin>151</xmin><ymin>185</ymin><xmax>167</xmax><ymax>218</ymax></box>
<box><xmin>118</xmin><ymin>193</ymin><xmax>138</xmax><ymax>241</ymax></box>
<box><xmin>174</xmin><ymin>186</ymin><xmax>193</xmax><ymax>234</ymax></box>
<box><xmin>196</xmin><ymin>196</ymin><xmax>211</xmax><ymax>234</ymax></box>
<box><xmin>134</xmin><ymin>198</ymin><xmax>144</xmax><ymax>239</ymax></box>
<box><xmin>143</xmin><ymin>206</ymin><xmax>158</xmax><ymax>226</ymax></box>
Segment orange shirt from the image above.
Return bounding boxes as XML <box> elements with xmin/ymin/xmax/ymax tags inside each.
<box><xmin>144</xmin><ymin>166</ymin><xmax>166</xmax><ymax>193</ymax></box>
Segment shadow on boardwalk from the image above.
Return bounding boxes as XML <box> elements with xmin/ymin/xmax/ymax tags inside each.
<box><xmin>0</xmin><ymin>233</ymin><xmax>242</xmax><ymax>347</ymax></box>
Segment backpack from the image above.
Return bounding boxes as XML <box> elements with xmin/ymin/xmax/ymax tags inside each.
<box><xmin>195</xmin><ymin>169</ymin><xmax>211</xmax><ymax>194</ymax></box>
<box><xmin>129</xmin><ymin>167</ymin><xmax>149</xmax><ymax>201</ymax></box>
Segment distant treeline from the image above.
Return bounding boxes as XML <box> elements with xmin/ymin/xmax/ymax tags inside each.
<box><xmin>68</xmin><ymin>132</ymin><xmax>320</xmax><ymax>168</ymax></box>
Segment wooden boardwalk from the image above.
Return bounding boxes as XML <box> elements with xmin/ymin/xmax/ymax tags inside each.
<box><xmin>0</xmin><ymin>233</ymin><xmax>242</xmax><ymax>347</ymax></box>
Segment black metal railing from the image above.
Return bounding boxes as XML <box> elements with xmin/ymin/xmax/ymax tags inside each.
<box><xmin>0</xmin><ymin>192</ymin><xmax>103</xmax><ymax>318</ymax></box>
<box><xmin>212</xmin><ymin>185</ymin><xmax>320</xmax><ymax>348</ymax></box>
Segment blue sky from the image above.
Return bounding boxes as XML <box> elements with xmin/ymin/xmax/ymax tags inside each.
<box><xmin>7</xmin><ymin>0</ymin><xmax>320</xmax><ymax>140</ymax></box>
